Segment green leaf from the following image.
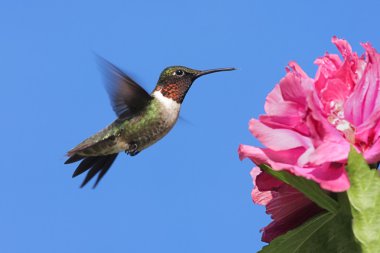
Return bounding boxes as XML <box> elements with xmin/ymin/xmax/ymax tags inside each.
<box><xmin>346</xmin><ymin>147</ymin><xmax>380</xmax><ymax>253</ymax></box>
<box><xmin>259</xmin><ymin>209</ymin><xmax>361</xmax><ymax>253</ymax></box>
<box><xmin>260</xmin><ymin>164</ymin><xmax>338</xmax><ymax>213</ymax></box>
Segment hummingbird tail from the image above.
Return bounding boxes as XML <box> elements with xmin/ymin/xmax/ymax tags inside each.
<box><xmin>65</xmin><ymin>153</ymin><xmax>118</xmax><ymax>188</ymax></box>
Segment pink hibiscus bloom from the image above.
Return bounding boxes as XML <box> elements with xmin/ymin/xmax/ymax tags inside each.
<box><xmin>240</xmin><ymin>37</ymin><xmax>380</xmax><ymax>192</ymax></box>
<box><xmin>239</xmin><ymin>37</ymin><xmax>380</xmax><ymax>242</ymax></box>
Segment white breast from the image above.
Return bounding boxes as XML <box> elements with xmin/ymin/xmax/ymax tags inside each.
<box><xmin>152</xmin><ymin>91</ymin><xmax>181</xmax><ymax>124</ymax></box>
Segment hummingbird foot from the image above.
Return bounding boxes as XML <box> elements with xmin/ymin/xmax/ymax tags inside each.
<box><xmin>125</xmin><ymin>143</ymin><xmax>139</xmax><ymax>156</ymax></box>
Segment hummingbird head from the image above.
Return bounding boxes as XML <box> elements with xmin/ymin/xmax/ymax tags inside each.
<box><xmin>154</xmin><ymin>66</ymin><xmax>235</xmax><ymax>103</ymax></box>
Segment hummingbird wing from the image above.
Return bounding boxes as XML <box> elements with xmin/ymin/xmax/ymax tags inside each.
<box><xmin>65</xmin><ymin>58</ymin><xmax>151</xmax><ymax>188</ymax></box>
<box><xmin>99</xmin><ymin>57</ymin><xmax>152</xmax><ymax>120</ymax></box>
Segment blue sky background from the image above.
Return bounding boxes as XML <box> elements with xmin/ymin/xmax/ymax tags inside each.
<box><xmin>1</xmin><ymin>1</ymin><xmax>380</xmax><ymax>252</ymax></box>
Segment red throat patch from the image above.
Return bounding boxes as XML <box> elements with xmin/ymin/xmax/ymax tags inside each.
<box><xmin>155</xmin><ymin>84</ymin><xmax>183</xmax><ymax>103</ymax></box>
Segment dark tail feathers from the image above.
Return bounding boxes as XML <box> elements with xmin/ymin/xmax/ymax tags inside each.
<box><xmin>65</xmin><ymin>153</ymin><xmax>118</xmax><ymax>188</ymax></box>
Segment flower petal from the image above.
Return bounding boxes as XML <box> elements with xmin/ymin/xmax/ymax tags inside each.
<box><xmin>345</xmin><ymin>43</ymin><xmax>380</xmax><ymax>125</ymax></box>
<box><xmin>250</xmin><ymin>167</ymin><xmax>274</xmax><ymax>205</ymax></box>
<box><xmin>364</xmin><ymin>137</ymin><xmax>380</xmax><ymax>164</ymax></box>
<box><xmin>260</xmin><ymin>183</ymin><xmax>323</xmax><ymax>242</ymax></box>
<box><xmin>259</xmin><ymin>115</ymin><xmax>310</xmax><ymax>136</ymax></box>
<box><xmin>279</xmin><ymin>72</ymin><xmax>312</xmax><ymax>105</ymax></box>
<box><xmin>292</xmin><ymin>163</ymin><xmax>350</xmax><ymax>192</ymax></box>
<box><xmin>239</xmin><ymin>144</ymin><xmax>350</xmax><ymax>191</ymax></box>
<box><xmin>240</xmin><ymin>37</ymin><xmax>380</xmax><ymax>244</ymax></box>
<box><xmin>308</xmin><ymin>140</ymin><xmax>350</xmax><ymax>165</ymax></box>
<box><xmin>264</xmin><ymin>84</ymin><xmax>302</xmax><ymax>116</ymax></box>
<box><xmin>249</xmin><ymin>119</ymin><xmax>313</xmax><ymax>151</ymax></box>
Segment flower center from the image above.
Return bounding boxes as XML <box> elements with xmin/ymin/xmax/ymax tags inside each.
<box><xmin>327</xmin><ymin>100</ymin><xmax>355</xmax><ymax>143</ymax></box>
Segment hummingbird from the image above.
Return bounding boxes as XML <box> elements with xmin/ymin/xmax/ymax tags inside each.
<box><xmin>65</xmin><ymin>59</ymin><xmax>235</xmax><ymax>188</ymax></box>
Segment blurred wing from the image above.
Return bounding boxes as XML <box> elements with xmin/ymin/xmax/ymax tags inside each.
<box><xmin>98</xmin><ymin>57</ymin><xmax>152</xmax><ymax>119</ymax></box>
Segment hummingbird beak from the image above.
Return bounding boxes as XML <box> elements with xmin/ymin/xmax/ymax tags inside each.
<box><xmin>195</xmin><ymin>67</ymin><xmax>236</xmax><ymax>79</ymax></box>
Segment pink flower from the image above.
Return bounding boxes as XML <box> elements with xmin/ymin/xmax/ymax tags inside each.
<box><xmin>249</xmin><ymin>167</ymin><xmax>323</xmax><ymax>242</ymax></box>
<box><xmin>239</xmin><ymin>37</ymin><xmax>380</xmax><ymax>192</ymax></box>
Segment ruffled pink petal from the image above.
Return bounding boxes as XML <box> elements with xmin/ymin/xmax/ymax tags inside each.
<box><xmin>318</xmin><ymin>79</ymin><xmax>350</xmax><ymax>112</ymax></box>
<box><xmin>238</xmin><ymin>144</ymin><xmax>305</xmax><ymax>169</ymax></box>
<box><xmin>288</xmin><ymin>61</ymin><xmax>309</xmax><ymax>78</ymax></box>
<box><xmin>262</xmin><ymin>161</ymin><xmax>350</xmax><ymax>192</ymax></box>
<box><xmin>332</xmin><ymin>36</ymin><xmax>353</xmax><ymax>59</ymax></box>
<box><xmin>308</xmin><ymin>140</ymin><xmax>350</xmax><ymax>165</ymax></box>
<box><xmin>314</xmin><ymin>53</ymin><xmax>343</xmax><ymax>93</ymax></box>
<box><xmin>360</xmin><ymin>43</ymin><xmax>380</xmax><ymax>115</ymax></box>
<box><xmin>355</xmin><ymin>111</ymin><xmax>380</xmax><ymax>144</ymax></box>
<box><xmin>305</xmin><ymin>92</ymin><xmax>347</xmax><ymax>142</ymax></box>
<box><xmin>291</xmin><ymin>163</ymin><xmax>350</xmax><ymax>192</ymax></box>
<box><xmin>239</xmin><ymin>144</ymin><xmax>350</xmax><ymax>192</ymax></box>
<box><xmin>264</xmin><ymin>84</ymin><xmax>283</xmax><ymax>114</ymax></box>
<box><xmin>238</xmin><ymin>144</ymin><xmax>269</xmax><ymax>164</ymax></box>
<box><xmin>250</xmin><ymin>167</ymin><xmax>274</xmax><ymax>205</ymax></box>
<box><xmin>259</xmin><ymin>115</ymin><xmax>310</xmax><ymax>136</ymax></box>
<box><xmin>264</xmin><ymin>69</ymin><xmax>313</xmax><ymax>117</ymax></box>
<box><xmin>252</xmin><ymin>187</ymin><xmax>273</xmax><ymax>206</ymax></box>
<box><xmin>314</xmin><ymin>37</ymin><xmax>358</xmax><ymax>115</ymax></box>
<box><xmin>264</xmin><ymin>84</ymin><xmax>303</xmax><ymax>116</ymax></box>
<box><xmin>345</xmin><ymin>43</ymin><xmax>380</xmax><ymax>125</ymax></box>
<box><xmin>314</xmin><ymin>53</ymin><xmax>342</xmax><ymax>78</ymax></box>
<box><xmin>278</xmin><ymin>72</ymin><xmax>312</xmax><ymax>105</ymax></box>
<box><xmin>249</xmin><ymin>119</ymin><xmax>313</xmax><ymax>151</ymax></box>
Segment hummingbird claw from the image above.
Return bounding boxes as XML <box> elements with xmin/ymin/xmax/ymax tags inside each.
<box><xmin>126</xmin><ymin>143</ymin><xmax>139</xmax><ymax>156</ymax></box>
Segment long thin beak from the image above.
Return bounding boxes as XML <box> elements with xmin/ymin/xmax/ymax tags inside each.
<box><xmin>195</xmin><ymin>67</ymin><xmax>236</xmax><ymax>79</ymax></box>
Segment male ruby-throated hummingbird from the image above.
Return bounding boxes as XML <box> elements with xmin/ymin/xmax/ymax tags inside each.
<box><xmin>65</xmin><ymin>59</ymin><xmax>235</xmax><ymax>188</ymax></box>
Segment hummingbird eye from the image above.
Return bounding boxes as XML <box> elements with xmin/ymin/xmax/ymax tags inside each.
<box><xmin>173</xmin><ymin>69</ymin><xmax>185</xmax><ymax>76</ymax></box>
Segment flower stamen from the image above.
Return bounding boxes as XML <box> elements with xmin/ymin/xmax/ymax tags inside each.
<box><xmin>328</xmin><ymin>100</ymin><xmax>355</xmax><ymax>143</ymax></box>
